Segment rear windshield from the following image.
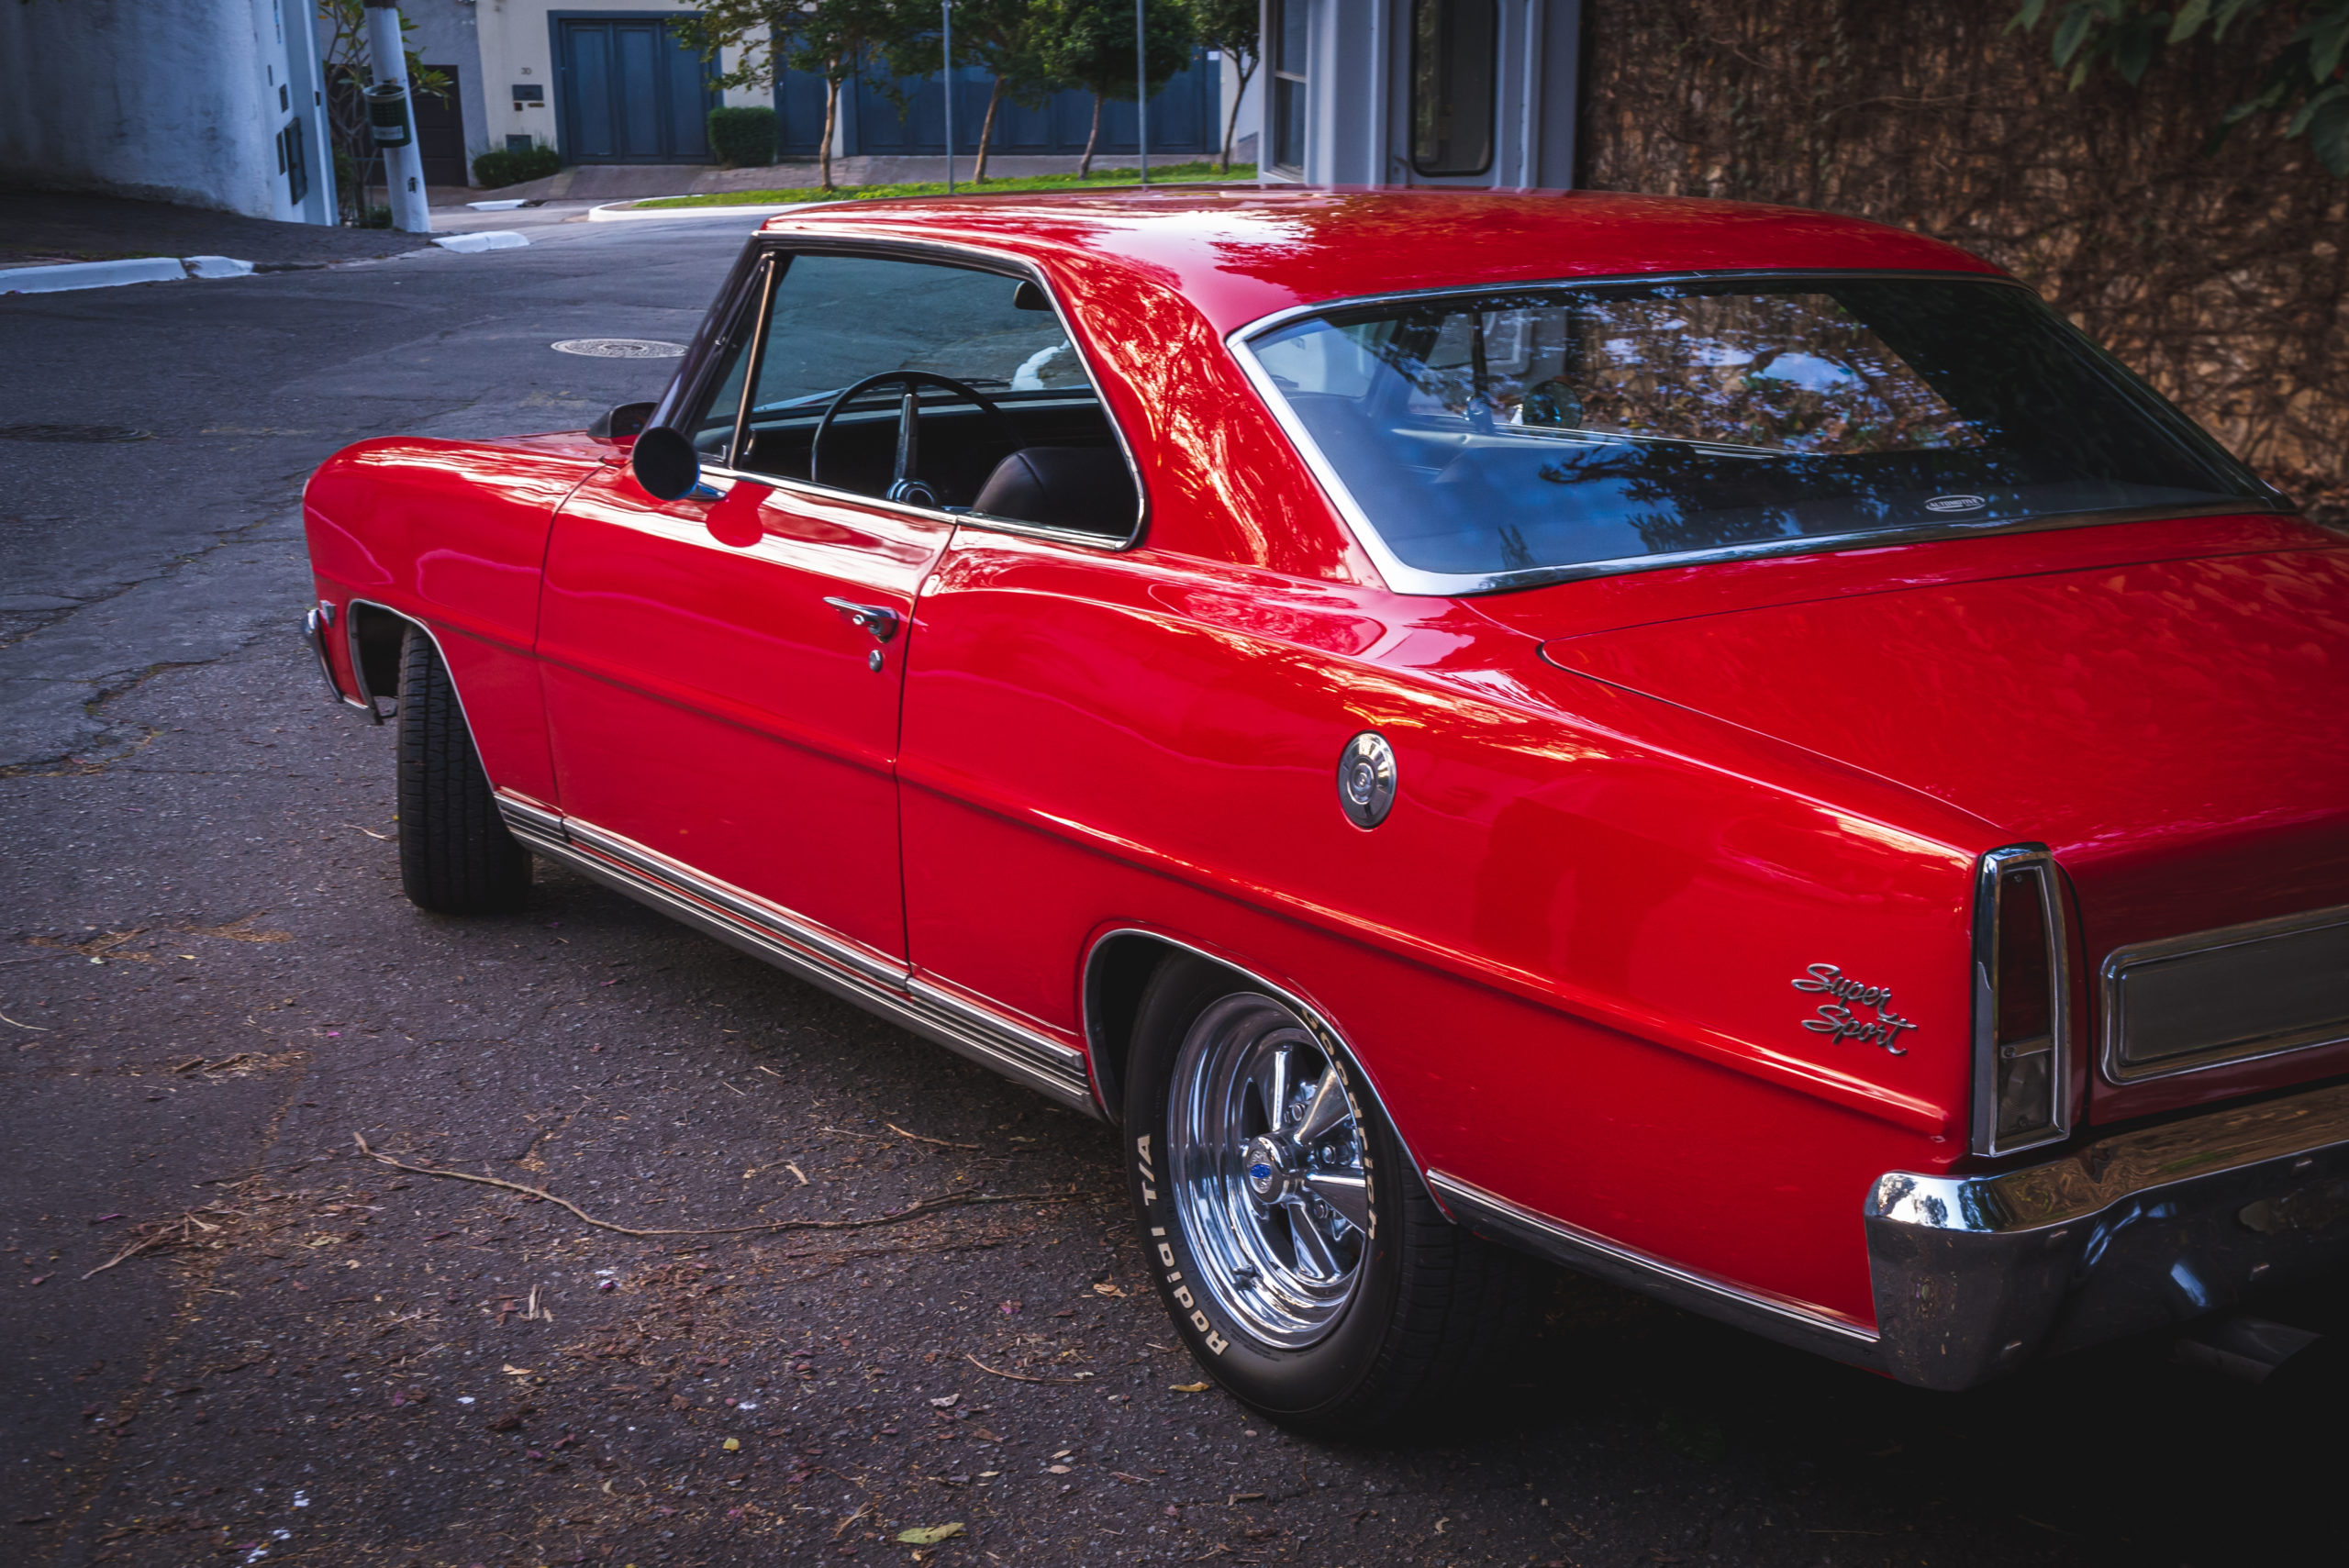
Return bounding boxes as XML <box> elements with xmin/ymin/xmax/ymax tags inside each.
<box><xmin>1241</xmin><ymin>275</ymin><xmax>2274</xmax><ymax>587</ymax></box>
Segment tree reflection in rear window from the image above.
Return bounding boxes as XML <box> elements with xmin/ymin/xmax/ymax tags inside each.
<box><xmin>1242</xmin><ymin>276</ymin><xmax>2274</xmax><ymax>584</ymax></box>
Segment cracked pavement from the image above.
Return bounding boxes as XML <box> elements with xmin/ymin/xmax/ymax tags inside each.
<box><xmin>2</xmin><ymin>204</ymin><xmax>2341</xmax><ymax>1568</ymax></box>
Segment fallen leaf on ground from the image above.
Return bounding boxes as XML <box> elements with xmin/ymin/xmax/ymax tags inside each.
<box><xmin>1172</xmin><ymin>1381</ymin><xmax>1210</xmax><ymax>1393</ymax></box>
<box><xmin>896</xmin><ymin>1524</ymin><xmax>964</xmax><ymax>1545</ymax></box>
<box><xmin>1092</xmin><ymin>1281</ymin><xmax>1127</xmax><ymax>1297</ymax></box>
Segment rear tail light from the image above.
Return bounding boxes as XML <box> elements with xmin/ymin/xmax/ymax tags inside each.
<box><xmin>1972</xmin><ymin>844</ymin><xmax>2072</xmax><ymax>1156</ymax></box>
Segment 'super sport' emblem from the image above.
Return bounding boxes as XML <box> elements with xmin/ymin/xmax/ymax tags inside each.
<box><xmin>1792</xmin><ymin>962</ymin><xmax>1918</xmax><ymax>1055</ymax></box>
<box><xmin>1924</xmin><ymin>493</ymin><xmax>1987</xmax><ymax>513</ymax></box>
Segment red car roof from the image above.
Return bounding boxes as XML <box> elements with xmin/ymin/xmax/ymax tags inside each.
<box><xmin>761</xmin><ymin>185</ymin><xmax>2007</xmax><ymax>337</ymax></box>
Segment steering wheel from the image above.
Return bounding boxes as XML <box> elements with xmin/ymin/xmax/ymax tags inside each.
<box><xmin>807</xmin><ymin>371</ymin><xmax>1021</xmax><ymax>509</ymax></box>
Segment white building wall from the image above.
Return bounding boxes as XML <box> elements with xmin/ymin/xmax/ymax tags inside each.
<box><xmin>1257</xmin><ymin>0</ymin><xmax>1580</xmax><ymax>190</ymax></box>
<box><xmin>1215</xmin><ymin>44</ymin><xmax>1267</xmax><ymax>166</ymax></box>
<box><xmin>0</xmin><ymin>0</ymin><xmax>333</xmax><ymax>222</ymax></box>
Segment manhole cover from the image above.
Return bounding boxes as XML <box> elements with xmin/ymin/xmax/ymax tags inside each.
<box><xmin>0</xmin><ymin>423</ymin><xmax>153</xmax><ymax>443</ymax></box>
<box><xmin>551</xmin><ymin>339</ymin><xmax>686</xmax><ymax>359</ymax></box>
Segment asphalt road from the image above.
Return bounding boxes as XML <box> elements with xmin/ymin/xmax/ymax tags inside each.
<box><xmin>1</xmin><ymin>206</ymin><xmax>2340</xmax><ymax>1568</ymax></box>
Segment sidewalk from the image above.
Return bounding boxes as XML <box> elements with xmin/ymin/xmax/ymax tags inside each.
<box><xmin>446</xmin><ymin>151</ymin><xmax>1175</xmax><ymax>209</ymax></box>
<box><xmin>0</xmin><ymin>188</ymin><xmax>430</xmax><ymax>270</ymax></box>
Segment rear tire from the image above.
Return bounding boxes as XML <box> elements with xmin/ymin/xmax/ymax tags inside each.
<box><xmin>395</xmin><ymin>626</ymin><xmax>531</xmax><ymax>915</ymax></box>
<box><xmin>1122</xmin><ymin>954</ymin><xmax>1542</xmax><ymax>1437</ymax></box>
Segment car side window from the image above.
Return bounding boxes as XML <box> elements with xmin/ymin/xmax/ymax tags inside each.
<box><xmin>694</xmin><ymin>250</ymin><xmax>1138</xmax><ymax>539</ymax></box>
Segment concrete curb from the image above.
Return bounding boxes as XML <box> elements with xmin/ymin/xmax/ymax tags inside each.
<box><xmin>430</xmin><ymin>230</ymin><xmax>530</xmax><ymax>253</ymax></box>
<box><xmin>0</xmin><ymin>253</ymin><xmax>255</xmax><ymax>295</ymax></box>
<box><xmin>586</xmin><ymin>198</ymin><xmax>831</xmax><ymax>223</ymax></box>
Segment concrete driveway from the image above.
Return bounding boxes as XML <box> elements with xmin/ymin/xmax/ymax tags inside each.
<box><xmin>0</xmin><ymin>198</ymin><xmax>2336</xmax><ymax>1568</ymax></box>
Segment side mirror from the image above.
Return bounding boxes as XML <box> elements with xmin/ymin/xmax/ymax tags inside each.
<box><xmin>1011</xmin><ymin>280</ymin><xmax>1051</xmax><ymax>312</ymax></box>
<box><xmin>631</xmin><ymin>426</ymin><xmax>700</xmax><ymax>501</ymax></box>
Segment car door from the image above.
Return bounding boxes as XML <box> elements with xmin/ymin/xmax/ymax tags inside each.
<box><xmin>534</xmin><ymin>246</ymin><xmax>1091</xmax><ymax>976</ymax></box>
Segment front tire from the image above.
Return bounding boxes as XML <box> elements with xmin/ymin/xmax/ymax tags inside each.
<box><xmin>395</xmin><ymin>626</ymin><xmax>531</xmax><ymax>915</ymax></box>
<box><xmin>1123</xmin><ymin>955</ymin><xmax>1541</xmax><ymax>1436</ymax></box>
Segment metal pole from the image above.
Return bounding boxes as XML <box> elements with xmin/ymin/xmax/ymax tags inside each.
<box><xmin>941</xmin><ymin>0</ymin><xmax>954</xmax><ymax>195</ymax></box>
<box><xmin>362</xmin><ymin>1</ymin><xmax>432</xmax><ymax>233</ymax></box>
<box><xmin>1135</xmin><ymin>0</ymin><xmax>1148</xmax><ymax>183</ymax></box>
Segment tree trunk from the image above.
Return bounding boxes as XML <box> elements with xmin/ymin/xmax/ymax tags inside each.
<box><xmin>974</xmin><ymin>77</ymin><xmax>1004</xmax><ymax>183</ymax></box>
<box><xmin>1078</xmin><ymin>92</ymin><xmax>1102</xmax><ymax>178</ymax></box>
<box><xmin>820</xmin><ymin>74</ymin><xmax>841</xmax><ymax>191</ymax></box>
<box><xmin>1219</xmin><ymin>61</ymin><xmax>1255</xmax><ymax>172</ymax></box>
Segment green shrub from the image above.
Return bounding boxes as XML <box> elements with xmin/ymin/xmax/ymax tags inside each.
<box><xmin>707</xmin><ymin>106</ymin><xmax>777</xmax><ymax>168</ymax></box>
<box><xmin>472</xmin><ymin>144</ymin><xmax>562</xmax><ymax>190</ymax></box>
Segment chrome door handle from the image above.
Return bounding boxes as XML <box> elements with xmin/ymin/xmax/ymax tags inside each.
<box><xmin>824</xmin><ymin>597</ymin><xmax>900</xmax><ymax>643</ymax></box>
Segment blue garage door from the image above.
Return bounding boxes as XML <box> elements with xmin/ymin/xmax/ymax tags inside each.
<box><xmin>776</xmin><ymin>50</ymin><xmax>1219</xmax><ymax>159</ymax></box>
<box><xmin>556</xmin><ymin>15</ymin><xmax>716</xmax><ymax>164</ymax></box>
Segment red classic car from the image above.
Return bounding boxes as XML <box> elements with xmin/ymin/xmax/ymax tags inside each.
<box><xmin>302</xmin><ymin>187</ymin><xmax>2349</xmax><ymax>1429</ymax></box>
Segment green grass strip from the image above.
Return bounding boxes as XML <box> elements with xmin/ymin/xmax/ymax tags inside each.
<box><xmin>631</xmin><ymin>161</ymin><xmax>1257</xmax><ymax>210</ymax></box>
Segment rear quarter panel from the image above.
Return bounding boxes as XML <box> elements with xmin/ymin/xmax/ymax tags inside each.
<box><xmin>901</xmin><ymin>533</ymin><xmax>1998</xmax><ymax>1327</ymax></box>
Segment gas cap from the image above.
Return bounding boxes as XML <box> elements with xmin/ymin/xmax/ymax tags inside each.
<box><xmin>1336</xmin><ymin>731</ymin><xmax>1397</xmax><ymax>828</ymax></box>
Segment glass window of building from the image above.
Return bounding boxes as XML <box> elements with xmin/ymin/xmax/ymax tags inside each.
<box><xmin>1271</xmin><ymin>0</ymin><xmax>1308</xmax><ymax>172</ymax></box>
<box><xmin>1410</xmin><ymin>0</ymin><xmax>1496</xmax><ymax>177</ymax></box>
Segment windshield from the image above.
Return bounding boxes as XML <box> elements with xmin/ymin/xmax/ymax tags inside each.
<box><xmin>1241</xmin><ymin>275</ymin><xmax>2275</xmax><ymax>587</ymax></box>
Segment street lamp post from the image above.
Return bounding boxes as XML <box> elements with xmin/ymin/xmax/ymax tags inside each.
<box><xmin>1136</xmin><ymin>0</ymin><xmax>1149</xmax><ymax>184</ymax></box>
<box><xmin>941</xmin><ymin>0</ymin><xmax>955</xmax><ymax>195</ymax></box>
<box><xmin>362</xmin><ymin>0</ymin><xmax>432</xmax><ymax>233</ymax></box>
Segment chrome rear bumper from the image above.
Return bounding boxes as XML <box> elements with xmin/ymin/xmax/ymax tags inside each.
<box><xmin>1867</xmin><ymin>1078</ymin><xmax>2349</xmax><ymax>1389</ymax></box>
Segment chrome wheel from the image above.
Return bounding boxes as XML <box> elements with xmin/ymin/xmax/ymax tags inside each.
<box><xmin>1168</xmin><ymin>994</ymin><xmax>1373</xmax><ymax>1349</ymax></box>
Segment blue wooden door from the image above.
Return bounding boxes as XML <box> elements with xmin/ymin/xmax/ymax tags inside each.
<box><xmin>557</xmin><ymin>16</ymin><xmax>715</xmax><ymax>163</ymax></box>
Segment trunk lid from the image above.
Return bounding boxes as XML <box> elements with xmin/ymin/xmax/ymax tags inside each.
<box><xmin>1514</xmin><ymin>526</ymin><xmax>2349</xmax><ymax>1122</ymax></box>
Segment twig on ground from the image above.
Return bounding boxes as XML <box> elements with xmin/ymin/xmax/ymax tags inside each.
<box><xmin>963</xmin><ymin>1352</ymin><xmax>1094</xmax><ymax>1385</ymax></box>
<box><xmin>887</xmin><ymin>1122</ymin><xmax>982</xmax><ymax>1151</ymax></box>
<box><xmin>1</xmin><ymin>1011</ymin><xmax>50</xmax><ymax>1030</ymax></box>
<box><xmin>352</xmin><ymin>1133</ymin><xmax>1078</xmax><ymax>1239</ymax></box>
<box><xmin>82</xmin><ymin>1229</ymin><xmax>174</xmax><ymax>1280</ymax></box>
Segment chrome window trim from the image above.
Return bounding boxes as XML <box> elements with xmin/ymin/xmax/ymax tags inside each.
<box><xmin>1222</xmin><ymin>269</ymin><xmax>2290</xmax><ymax>598</ymax></box>
<box><xmin>674</xmin><ymin>232</ymin><xmax>1151</xmax><ymax>554</ymax></box>
<box><xmin>724</xmin><ymin>255</ymin><xmax>780</xmax><ymax>472</ymax></box>
<box><xmin>2099</xmin><ymin>902</ymin><xmax>2349</xmax><ymax>1085</ymax></box>
<box><xmin>496</xmin><ymin>796</ymin><xmax>1099</xmax><ymax>1118</ymax></box>
<box><xmin>1429</xmin><ymin>1170</ymin><xmax>1882</xmax><ymax>1362</ymax></box>
<box><xmin>1970</xmin><ymin>842</ymin><xmax>2074</xmax><ymax>1158</ymax></box>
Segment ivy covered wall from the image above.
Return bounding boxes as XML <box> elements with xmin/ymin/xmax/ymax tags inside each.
<box><xmin>1577</xmin><ymin>2</ymin><xmax>2349</xmax><ymax>517</ymax></box>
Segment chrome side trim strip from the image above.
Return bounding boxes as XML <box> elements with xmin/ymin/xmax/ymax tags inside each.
<box><xmin>498</xmin><ymin>802</ymin><xmax>1099</xmax><ymax>1118</ymax></box>
<box><xmin>1428</xmin><ymin>1170</ymin><xmax>1883</xmax><ymax>1362</ymax></box>
<box><xmin>494</xmin><ymin>793</ymin><xmax>565</xmax><ymax>842</ymax></box>
<box><xmin>2099</xmin><ymin>902</ymin><xmax>2349</xmax><ymax>1085</ymax></box>
<box><xmin>559</xmin><ymin>817</ymin><xmax>907</xmax><ymax>989</ymax></box>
